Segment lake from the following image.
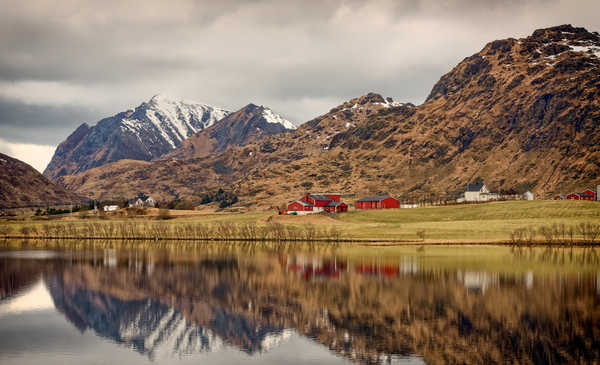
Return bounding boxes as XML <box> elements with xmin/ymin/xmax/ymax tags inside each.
<box><xmin>0</xmin><ymin>241</ymin><xmax>599</xmax><ymax>364</ymax></box>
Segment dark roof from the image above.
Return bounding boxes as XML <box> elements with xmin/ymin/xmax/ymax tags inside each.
<box><xmin>466</xmin><ymin>183</ymin><xmax>485</xmax><ymax>192</ymax></box>
<box><xmin>356</xmin><ymin>195</ymin><xmax>392</xmax><ymax>202</ymax></box>
<box><xmin>325</xmin><ymin>201</ymin><xmax>342</xmax><ymax>207</ymax></box>
<box><xmin>309</xmin><ymin>194</ymin><xmax>332</xmax><ymax>201</ymax></box>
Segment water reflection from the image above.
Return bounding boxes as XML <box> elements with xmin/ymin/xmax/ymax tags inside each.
<box><xmin>0</xmin><ymin>246</ymin><xmax>599</xmax><ymax>365</ymax></box>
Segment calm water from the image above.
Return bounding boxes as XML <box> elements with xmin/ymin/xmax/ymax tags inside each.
<box><xmin>0</xmin><ymin>243</ymin><xmax>599</xmax><ymax>365</ymax></box>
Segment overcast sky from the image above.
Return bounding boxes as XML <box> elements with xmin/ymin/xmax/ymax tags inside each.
<box><xmin>0</xmin><ymin>0</ymin><xmax>599</xmax><ymax>172</ymax></box>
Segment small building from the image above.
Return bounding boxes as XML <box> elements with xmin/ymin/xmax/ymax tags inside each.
<box><xmin>103</xmin><ymin>205</ymin><xmax>119</xmax><ymax>212</ymax></box>
<box><xmin>356</xmin><ymin>195</ymin><xmax>399</xmax><ymax>209</ymax></box>
<box><xmin>464</xmin><ymin>183</ymin><xmax>490</xmax><ymax>202</ymax></box>
<box><xmin>128</xmin><ymin>196</ymin><xmax>156</xmax><ymax>208</ymax></box>
<box><xmin>566</xmin><ymin>192</ymin><xmax>580</xmax><ymax>200</ymax></box>
<box><xmin>287</xmin><ymin>200</ymin><xmax>314</xmax><ymax>213</ymax></box>
<box><xmin>554</xmin><ymin>194</ymin><xmax>565</xmax><ymax>200</ymax></box>
<box><xmin>579</xmin><ymin>189</ymin><xmax>596</xmax><ymax>201</ymax></box>
<box><xmin>523</xmin><ymin>191</ymin><xmax>534</xmax><ymax>201</ymax></box>
<box><xmin>324</xmin><ymin>201</ymin><xmax>348</xmax><ymax>213</ymax></box>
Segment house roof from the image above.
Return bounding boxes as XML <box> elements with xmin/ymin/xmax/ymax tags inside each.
<box><xmin>293</xmin><ymin>200</ymin><xmax>314</xmax><ymax>207</ymax></box>
<box><xmin>325</xmin><ymin>201</ymin><xmax>342</xmax><ymax>207</ymax></box>
<box><xmin>356</xmin><ymin>195</ymin><xmax>392</xmax><ymax>202</ymax></box>
<box><xmin>308</xmin><ymin>194</ymin><xmax>333</xmax><ymax>201</ymax></box>
<box><xmin>466</xmin><ymin>183</ymin><xmax>485</xmax><ymax>192</ymax></box>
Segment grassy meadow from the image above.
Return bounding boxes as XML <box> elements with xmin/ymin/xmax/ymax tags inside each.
<box><xmin>0</xmin><ymin>200</ymin><xmax>599</xmax><ymax>243</ymax></box>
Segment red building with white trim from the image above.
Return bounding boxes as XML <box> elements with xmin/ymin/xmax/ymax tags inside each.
<box><xmin>287</xmin><ymin>193</ymin><xmax>348</xmax><ymax>214</ymax></box>
<box><xmin>580</xmin><ymin>189</ymin><xmax>596</xmax><ymax>201</ymax></box>
<box><xmin>356</xmin><ymin>195</ymin><xmax>400</xmax><ymax>209</ymax></box>
<box><xmin>566</xmin><ymin>192</ymin><xmax>580</xmax><ymax>200</ymax></box>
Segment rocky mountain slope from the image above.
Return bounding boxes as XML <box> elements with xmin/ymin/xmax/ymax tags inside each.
<box><xmin>0</xmin><ymin>153</ymin><xmax>85</xmax><ymax>209</ymax></box>
<box><xmin>43</xmin><ymin>95</ymin><xmax>231</xmax><ymax>180</ymax></box>
<box><xmin>165</xmin><ymin>103</ymin><xmax>295</xmax><ymax>160</ymax></box>
<box><xmin>57</xmin><ymin>25</ymin><xmax>600</xmax><ymax>206</ymax></box>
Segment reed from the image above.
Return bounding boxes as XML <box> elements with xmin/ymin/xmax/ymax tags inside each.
<box><xmin>509</xmin><ymin>222</ymin><xmax>600</xmax><ymax>246</ymax></box>
<box><xmin>0</xmin><ymin>220</ymin><xmax>347</xmax><ymax>243</ymax></box>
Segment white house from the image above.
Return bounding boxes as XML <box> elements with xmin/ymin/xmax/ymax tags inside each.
<box><xmin>464</xmin><ymin>183</ymin><xmax>490</xmax><ymax>202</ymax></box>
<box><xmin>103</xmin><ymin>205</ymin><xmax>119</xmax><ymax>212</ymax></box>
<box><xmin>523</xmin><ymin>191</ymin><xmax>534</xmax><ymax>201</ymax></box>
<box><xmin>128</xmin><ymin>196</ymin><xmax>156</xmax><ymax>208</ymax></box>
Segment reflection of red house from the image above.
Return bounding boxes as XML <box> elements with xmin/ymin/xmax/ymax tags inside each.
<box><xmin>355</xmin><ymin>264</ymin><xmax>400</xmax><ymax>277</ymax></box>
<box><xmin>356</xmin><ymin>195</ymin><xmax>399</xmax><ymax>209</ymax></box>
<box><xmin>566</xmin><ymin>193</ymin><xmax>580</xmax><ymax>200</ymax></box>
<box><xmin>288</xmin><ymin>260</ymin><xmax>346</xmax><ymax>281</ymax></box>
<box><xmin>287</xmin><ymin>193</ymin><xmax>348</xmax><ymax>214</ymax></box>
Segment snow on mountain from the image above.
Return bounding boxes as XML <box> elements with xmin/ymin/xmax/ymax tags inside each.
<box><xmin>261</xmin><ymin>107</ymin><xmax>296</xmax><ymax>130</ymax></box>
<box><xmin>120</xmin><ymin>94</ymin><xmax>231</xmax><ymax>149</ymax></box>
<box><xmin>44</xmin><ymin>95</ymin><xmax>232</xmax><ymax>179</ymax></box>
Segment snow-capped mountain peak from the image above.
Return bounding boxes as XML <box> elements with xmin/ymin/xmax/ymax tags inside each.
<box><xmin>260</xmin><ymin>106</ymin><xmax>296</xmax><ymax>130</ymax></box>
<box><xmin>44</xmin><ymin>95</ymin><xmax>232</xmax><ymax>179</ymax></box>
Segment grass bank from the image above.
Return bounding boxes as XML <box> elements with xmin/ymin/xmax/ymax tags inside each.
<box><xmin>1</xmin><ymin>200</ymin><xmax>599</xmax><ymax>243</ymax></box>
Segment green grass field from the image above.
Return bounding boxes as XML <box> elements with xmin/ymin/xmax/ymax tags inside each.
<box><xmin>1</xmin><ymin>200</ymin><xmax>599</xmax><ymax>243</ymax></box>
<box><xmin>334</xmin><ymin>200</ymin><xmax>600</xmax><ymax>241</ymax></box>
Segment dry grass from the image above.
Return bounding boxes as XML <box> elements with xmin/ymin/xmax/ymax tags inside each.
<box><xmin>1</xmin><ymin>200</ymin><xmax>599</xmax><ymax>243</ymax></box>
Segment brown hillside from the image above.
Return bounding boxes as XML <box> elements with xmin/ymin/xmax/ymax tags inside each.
<box><xmin>58</xmin><ymin>25</ymin><xmax>600</xmax><ymax>208</ymax></box>
<box><xmin>0</xmin><ymin>153</ymin><xmax>85</xmax><ymax>209</ymax></box>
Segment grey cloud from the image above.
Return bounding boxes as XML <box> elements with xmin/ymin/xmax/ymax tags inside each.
<box><xmin>0</xmin><ymin>0</ymin><xmax>599</xmax><ymax>147</ymax></box>
<box><xmin>0</xmin><ymin>98</ymin><xmax>101</xmax><ymax>145</ymax></box>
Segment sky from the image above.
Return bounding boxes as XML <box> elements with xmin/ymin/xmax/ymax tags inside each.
<box><xmin>0</xmin><ymin>0</ymin><xmax>599</xmax><ymax>173</ymax></box>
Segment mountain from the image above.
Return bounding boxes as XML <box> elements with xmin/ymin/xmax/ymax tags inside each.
<box><xmin>57</xmin><ymin>25</ymin><xmax>600</xmax><ymax>206</ymax></box>
<box><xmin>56</xmin><ymin>93</ymin><xmax>402</xmax><ymax>202</ymax></box>
<box><xmin>0</xmin><ymin>153</ymin><xmax>85</xmax><ymax>209</ymax></box>
<box><xmin>43</xmin><ymin>95</ymin><xmax>231</xmax><ymax>180</ymax></box>
<box><xmin>165</xmin><ymin>103</ymin><xmax>295</xmax><ymax>160</ymax></box>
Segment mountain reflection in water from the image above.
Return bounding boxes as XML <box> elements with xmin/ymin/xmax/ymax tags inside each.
<box><xmin>0</xmin><ymin>246</ymin><xmax>599</xmax><ymax>365</ymax></box>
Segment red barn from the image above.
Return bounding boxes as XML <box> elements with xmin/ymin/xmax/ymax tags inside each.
<box><xmin>579</xmin><ymin>189</ymin><xmax>596</xmax><ymax>201</ymax></box>
<box><xmin>287</xmin><ymin>193</ymin><xmax>348</xmax><ymax>214</ymax></box>
<box><xmin>554</xmin><ymin>194</ymin><xmax>565</xmax><ymax>200</ymax></box>
<box><xmin>356</xmin><ymin>195</ymin><xmax>400</xmax><ymax>209</ymax></box>
<box><xmin>301</xmin><ymin>193</ymin><xmax>333</xmax><ymax>207</ymax></box>
<box><xmin>287</xmin><ymin>200</ymin><xmax>314</xmax><ymax>212</ymax></box>
<box><xmin>566</xmin><ymin>193</ymin><xmax>580</xmax><ymax>200</ymax></box>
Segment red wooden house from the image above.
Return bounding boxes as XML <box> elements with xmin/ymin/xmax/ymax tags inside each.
<box><xmin>579</xmin><ymin>189</ymin><xmax>596</xmax><ymax>201</ymax></box>
<box><xmin>287</xmin><ymin>200</ymin><xmax>314</xmax><ymax>212</ymax></box>
<box><xmin>287</xmin><ymin>193</ymin><xmax>347</xmax><ymax>214</ymax></box>
<box><xmin>356</xmin><ymin>195</ymin><xmax>400</xmax><ymax>209</ymax></box>
<box><xmin>566</xmin><ymin>192</ymin><xmax>580</xmax><ymax>200</ymax></box>
<box><xmin>554</xmin><ymin>194</ymin><xmax>565</xmax><ymax>200</ymax></box>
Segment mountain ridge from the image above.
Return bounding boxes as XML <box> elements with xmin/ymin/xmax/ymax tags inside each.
<box><xmin>164</xmin><ymin>103</ymin><xmax>295</xmax><ymax>160</ymax></box>
<box><xmin>43</xmin><ymin>95</ymin><xmax>231</xmax><ymax>180</ymax></box>
<box><xmin>56</xmin><ymin>24</ymin><xmax>600</xmax><ymax>207</ymax></box>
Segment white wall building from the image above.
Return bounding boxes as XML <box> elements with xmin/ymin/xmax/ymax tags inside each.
<box><xmin>523</xmin><ymin>191</ymin><xmax>534</xmax><ymax>201</ymax></box>
<box><xmin>464</xmin><ymin>184</ymin><xmax>490</xmax><ymax>202</ymax></box>
<box><xmin>103</xmin><ymin>205</ymin><xmax>119</xmax><ymax>212</ymax></box>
